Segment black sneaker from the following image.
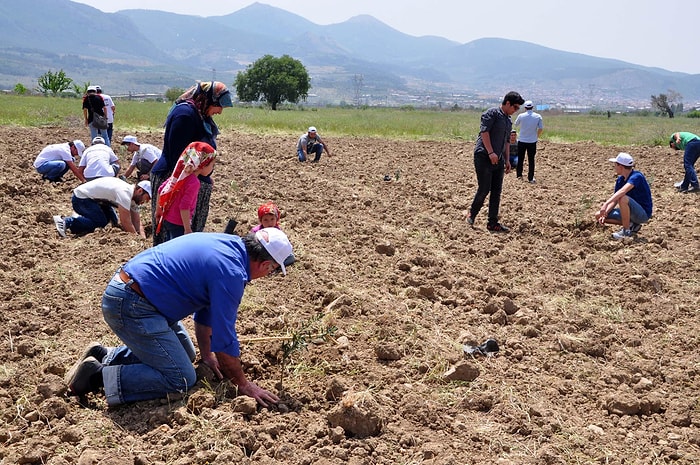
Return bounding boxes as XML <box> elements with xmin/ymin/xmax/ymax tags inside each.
<box><xmin>630</xmin><ymin>222</ymin><xmax>642</xmax><ymax>234</ymax></box>
<box><xmin>65</xmin><ymin>356</ymin><xmax>103</xmax><ymax>396</ymax></box>
<box><xmin>80</xmin><ymin>341</ymin><xmax>108</xmax><ymax>363</ymax></box>
<box><xmin>487</xmin><ymin>223</ymin><xmax>510</xmax><ymax>233</ymax></box>
<box><xmin>682</xmin><ymin>185</ymin><xmax>700</xmax><ymax>193</ymax></box>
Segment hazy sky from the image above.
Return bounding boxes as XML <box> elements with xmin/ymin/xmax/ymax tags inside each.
<box><xmin>72</xmin><ymin>0</ymin><xmax>699</xmax><ymax>75</ymax></box>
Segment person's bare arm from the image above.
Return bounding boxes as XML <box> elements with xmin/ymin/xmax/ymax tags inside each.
<box><xmin>597</xmin><ymin>183</ymin><xmax>634</xmax><ymax>224</ymax></box>
<box><xmin>66</xmin><ymin>161</ymin><xmax>86</xmax><ymax>183</ymax></box>
<box><xmin>130</xmin><ymin>210</ymin><xmax>145</xmax><ymax>237</ymax></box>
<box><xmin>180</xmin><ymin>209</ymin><xmax>192</xmax><ymax>234</ymax></box>
<box><xmin>216</xmin><ymin>351</ymin><xmax>279</xmax><ymax>407</ymax></box>
<box><xmin>195</xmin><ymin>322</ymin><xmax>221</xmax><ymax>378</ymax></box>
<box><xmin>117</xmin><ymin>206</ymin><xmax>138</xmax><ymax>235</ymax></box>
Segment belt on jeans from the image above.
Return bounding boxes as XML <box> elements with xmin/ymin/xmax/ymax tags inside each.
<box><xmin>119</xmin><ymin>268</ymin><xmax>146</xmax><ymax>299</ymax></box>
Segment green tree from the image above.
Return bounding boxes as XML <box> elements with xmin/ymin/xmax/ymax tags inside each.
<box><xmin>36</xmin><ymin>69</ymin><xmax>73</xmax><ymax>96</ymax></box>
<box><xmin>13</xmin><ymin>83</ymin><xmax>27</xmax><ymax>95</ymax></box>
<box><xmin>73</xmin><ymin>82</ymin><xmax>90</xmax><ymax>96</ymax></box>
<box><xmin>165</xmin><ymin>87</ymin><xmax>185</xmax><ymax>102</ymax></box>
<box><xmin>235</xmin><ymin>54</ymin><xmax>310</xmax><ymax>110</ymax></box>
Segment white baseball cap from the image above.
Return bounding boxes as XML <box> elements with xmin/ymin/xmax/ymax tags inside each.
<box><xmin>137</xmin><ymin>180</ymin><xmax>152</xmax><ymax>197</ymax></box>
<box><xmin>121</xmin><ymin>135</ymin><xmax>139</xmax><ymax>145</ymax></box>
<box><xmin>308</xmin><ymin>126</ymin><xmax>317</xmax><ymax>133</ymax></box>
<box><xmin>608</xmin><ymin>152</ymin><xmax>634</xmax><ymax>167</ymax></box>
<box><xmin>92</xmin><ymin>136</ymin><xmax>105</xmax><ymax>145</ymax></box>
<box><xmin>255</xmin><ymin>228</ymin><xmax>293</xmax><ymax>275</ymax></box>
<box><xmin>73</xmin><ymin>140</ymin><xmax>85</xmax><ymax>157</ymax></box>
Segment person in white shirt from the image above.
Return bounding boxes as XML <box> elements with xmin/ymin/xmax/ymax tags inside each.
<box><xmin>79</xmin><ymin>136</ymin><xmax>121</xmax><ymax>181</ymax></box>
<box><xmin>96</xmin><ymin>86</ymin><xmax>116</xmax><ymax>143</ymax></box>
<box><xmin>513</xmin><ymin>100</ymin><xmax>544</xmax><ymax>183</ymax></box>
<box><xmin>121</xmin><ymin>135</ymin><xmax>162</xmax><ymax>181</ymax></box>
<box><xmin>34</xmin><ymin>140</ymin><xmax>87</xmax><ymax>183</ymax></box>
<box><xmin>53</xmin><ymin>178</ymin><xmax>151</xmax><ymax>238</ymax></box>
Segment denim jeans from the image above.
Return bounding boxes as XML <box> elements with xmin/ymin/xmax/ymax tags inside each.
<box><xmin>607</xmin><ymin>197</ymin><xmax>651</xmax><ymax>224</ymax></box>
<box><xmin>64</xmin><ymin>195</ymin><xmax>117</xmax><ymax>235</ymax></box>
<box><xmin>88</xmin><ymin>122</ymin><xmax>110</xmax><ymax>146</ymax></box>
<box><xmin>469</xmin><ymin>152</ymin><xmax>505</xmax><ymax>225</ymax></box>
<box><xmin>36</xmin><ymin>161</ymin><xmax>69</xmax><ymax>181</ymax></box>
<box><xmin>298</xmin><ymin>144</ymin><xmax>323</xmax><ymax>162</ymax></box>
<box><xmin>101</xmin><ymin>274</ymin><xmax>197</xmax><ymax>406</ymax></box>
<box><xmin>681</xmin><ymin>139</ymin><xmax>700</xmax><ymax>189</ymax></box>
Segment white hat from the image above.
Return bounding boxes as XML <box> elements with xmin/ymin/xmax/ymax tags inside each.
<box><xmin>92</xmin><ymin>136</ymin><xmax>105</xmax><ymax>145</ymax></box>
<box><xmin>255</xmin><ymin>228</ymin><xmax>293</xmax><ymax>276</ymax></box>
<box><xmin>73</xmin><ymin>140</ymin><xmax>85</xmax><ymax>157</ymax></box>
<box><xmin>121</xmin><ymin>135</ymin><xmax>139</xmax><ymax>145</ymax></box>
<box><xmin>137</xmin><ymin>180</ymin><xmax>152</xmax><ymax>197</ymax></box>
<box><xmin>308</xmin><ymin>126</ymin><xmax>317</xmax><ymax>133</ymax></box>
<box><xmin>608</xmin><ymin>152</ymin><xmax>634</xmax><ymax>167</ymax></box>
<box><xmin>524</xmin><ymin>100</ymin><xmax>534</xmax><ymax>109</ymax></box>
<box><xmin>87</xmin><ymin>85</ymin><xmax>97</xmax><ymax>92</ymax></box>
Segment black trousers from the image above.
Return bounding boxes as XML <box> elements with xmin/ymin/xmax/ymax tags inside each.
<box><xmin>516</xmin><ymin>141</ymin><xmax>537</xmax><ymax>181</ymax></box>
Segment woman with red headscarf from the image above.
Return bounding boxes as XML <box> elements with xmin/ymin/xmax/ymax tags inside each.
<box><xmin>150</xmin><ymin>81</ymin><xmax>233</xmax><ymax>245</ymax></box>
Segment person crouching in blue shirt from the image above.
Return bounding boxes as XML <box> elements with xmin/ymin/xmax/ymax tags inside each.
<box><xmin>595</xmin><ymin>152</ymin><xmax>653</xmax><ymax>240</ymax></box>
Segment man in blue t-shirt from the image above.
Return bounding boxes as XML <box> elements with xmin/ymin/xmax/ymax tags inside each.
<box><xmin>64</xmin><ymin>229</ymin><xmax>292</xmax><ymax>409</ymax></box>
<box><xmin>595</xmin><ymin>152</ymin><xmax>653</xmax><ymax>240</ymax></box>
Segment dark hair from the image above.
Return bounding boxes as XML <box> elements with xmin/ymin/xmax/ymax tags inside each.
<box><xmin>242</xmin><ymin>233</ymin><xmax>274</xmax><ymax>263</ymax></box>
<box><xmin>502</xmin><ymin>91</ymin><xmax>525</xmax><ymax>106</ymax></box>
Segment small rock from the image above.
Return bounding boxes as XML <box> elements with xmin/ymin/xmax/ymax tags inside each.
<box><xmin>443</xmin><ymin>361</ymin><xmax>480</xmax><ymax>382</ymax></box>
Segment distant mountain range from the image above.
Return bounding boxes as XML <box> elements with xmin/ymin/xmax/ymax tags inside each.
<box><xmin>1</xmin><ymin>0</ymin><xmax>699</xmax><ymax>108</ymax></box>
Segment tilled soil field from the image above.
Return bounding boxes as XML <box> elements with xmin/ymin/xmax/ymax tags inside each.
<box><xmin>1</xmin><ymin>124</ymin><xmax>699</xmax><ymax>464</ymax></box>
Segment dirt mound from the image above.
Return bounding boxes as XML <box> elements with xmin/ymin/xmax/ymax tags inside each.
<box><xmin>2</xmin><ymin>126</ymin><xmax>699</xmax><ymax>464</ymax></box>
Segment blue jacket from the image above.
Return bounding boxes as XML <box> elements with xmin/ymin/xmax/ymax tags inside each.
<box><xmin>152</xmin><ymin>101</ymin><xmax>218</xmax><ymax>183</ymax></box>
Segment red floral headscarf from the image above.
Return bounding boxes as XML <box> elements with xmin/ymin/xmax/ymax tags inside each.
<box><xmin>156</xmin><ymin>141</ymin><xmax>217</xmax><ymax>233</ymax></box>
<box><xmin>257</xmin><ymin>202</ymin><xmax>280</xmax><ymax>226</ymax></box>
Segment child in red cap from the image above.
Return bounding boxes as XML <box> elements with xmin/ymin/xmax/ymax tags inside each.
<box><xmin>250</xmin><ymin>202</ymin><xmax>295</xmax><ymax>266</ymax></box>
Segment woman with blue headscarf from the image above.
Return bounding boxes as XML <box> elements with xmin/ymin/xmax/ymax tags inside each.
<box><xmin>150</xmin><ymin>81</ymin><xmax>233</xmax><ymax>245</ymax></box>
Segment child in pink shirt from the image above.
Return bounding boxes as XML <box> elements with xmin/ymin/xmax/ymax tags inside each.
<box><xmin>156</xmin><ymin>142</ymin><xmax>216</xmax><ymax>242</ymax></box>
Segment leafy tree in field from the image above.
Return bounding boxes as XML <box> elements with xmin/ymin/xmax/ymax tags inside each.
<box><xmin>73</xmin><ymin>83</ymin><xmax>90</xmax><ymax>96</ymax></box>
<box><xmin>235</xmin><ymin>54</ymin><xmax>310</xmax><ymax>110</ymax></box>
<box><xmin>651</xmin><ymin>90</ymin><xmax>682</xmax><ymax>118</ymax></box>
<box><xmin>36</xmin><ymin>69</ymin><xmax>73</xmax><ymax>96</ymax></box>
<box><xmin>165</xmin><ymin>87</ymin><xmax>185</xmax><ymax>102</ymax></box>
<box><xmin>13</xmin><ymin>83</ymin><xmax>27</xmax><ymax>95</ymax></box>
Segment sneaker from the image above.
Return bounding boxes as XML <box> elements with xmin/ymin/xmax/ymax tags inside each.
<box><xmin>466</xmin><ymin>213</ymin><xmax>475</xmax><ymax>226</ymax></box>
<box><xmin>65</xmin><ymin>356</ymin><xmax>103</xmax><ymax>396</ymax></box>
<box><xmin>53</xmin><ymin>215</ymin><xmax>66</xmax><ymax>238</ymax></box>
<box><xmin>487</xmin><ymin>223</ymin><xmax>510</xmax><ymax>233</ymax></box>
<box><xmin>674</xmin><ymin>181</ymin><xmax>684</xmax><ymax>188</ymax></box>
<box><xmin>681</xmin><ymin>185</ymin><xmax>700</xmax><ymax>193</ymax></box>
<box><xmin>79</xmin><ymin>342</ymin><xmax>108</xmax><ymax>363</ymax></box>
<box><xmin>629</xmin><ymin>222</ymin><xmax>642</xmax><ymax>234</ymax></box>
<box><xmin>528</xmin><ymin>178</ymin><xmax>536</xmax><ymax>184</ymax></box>
<box><xmin>612</xmin><ymin>228</ymin><xmax>632</xmax><ymax>240</ymax></box>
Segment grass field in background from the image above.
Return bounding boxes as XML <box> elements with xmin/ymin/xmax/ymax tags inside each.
<box><xmin>1</xmin><ymin>94</ymin><xmax>698</xmax><ymax>146</ymax></box>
